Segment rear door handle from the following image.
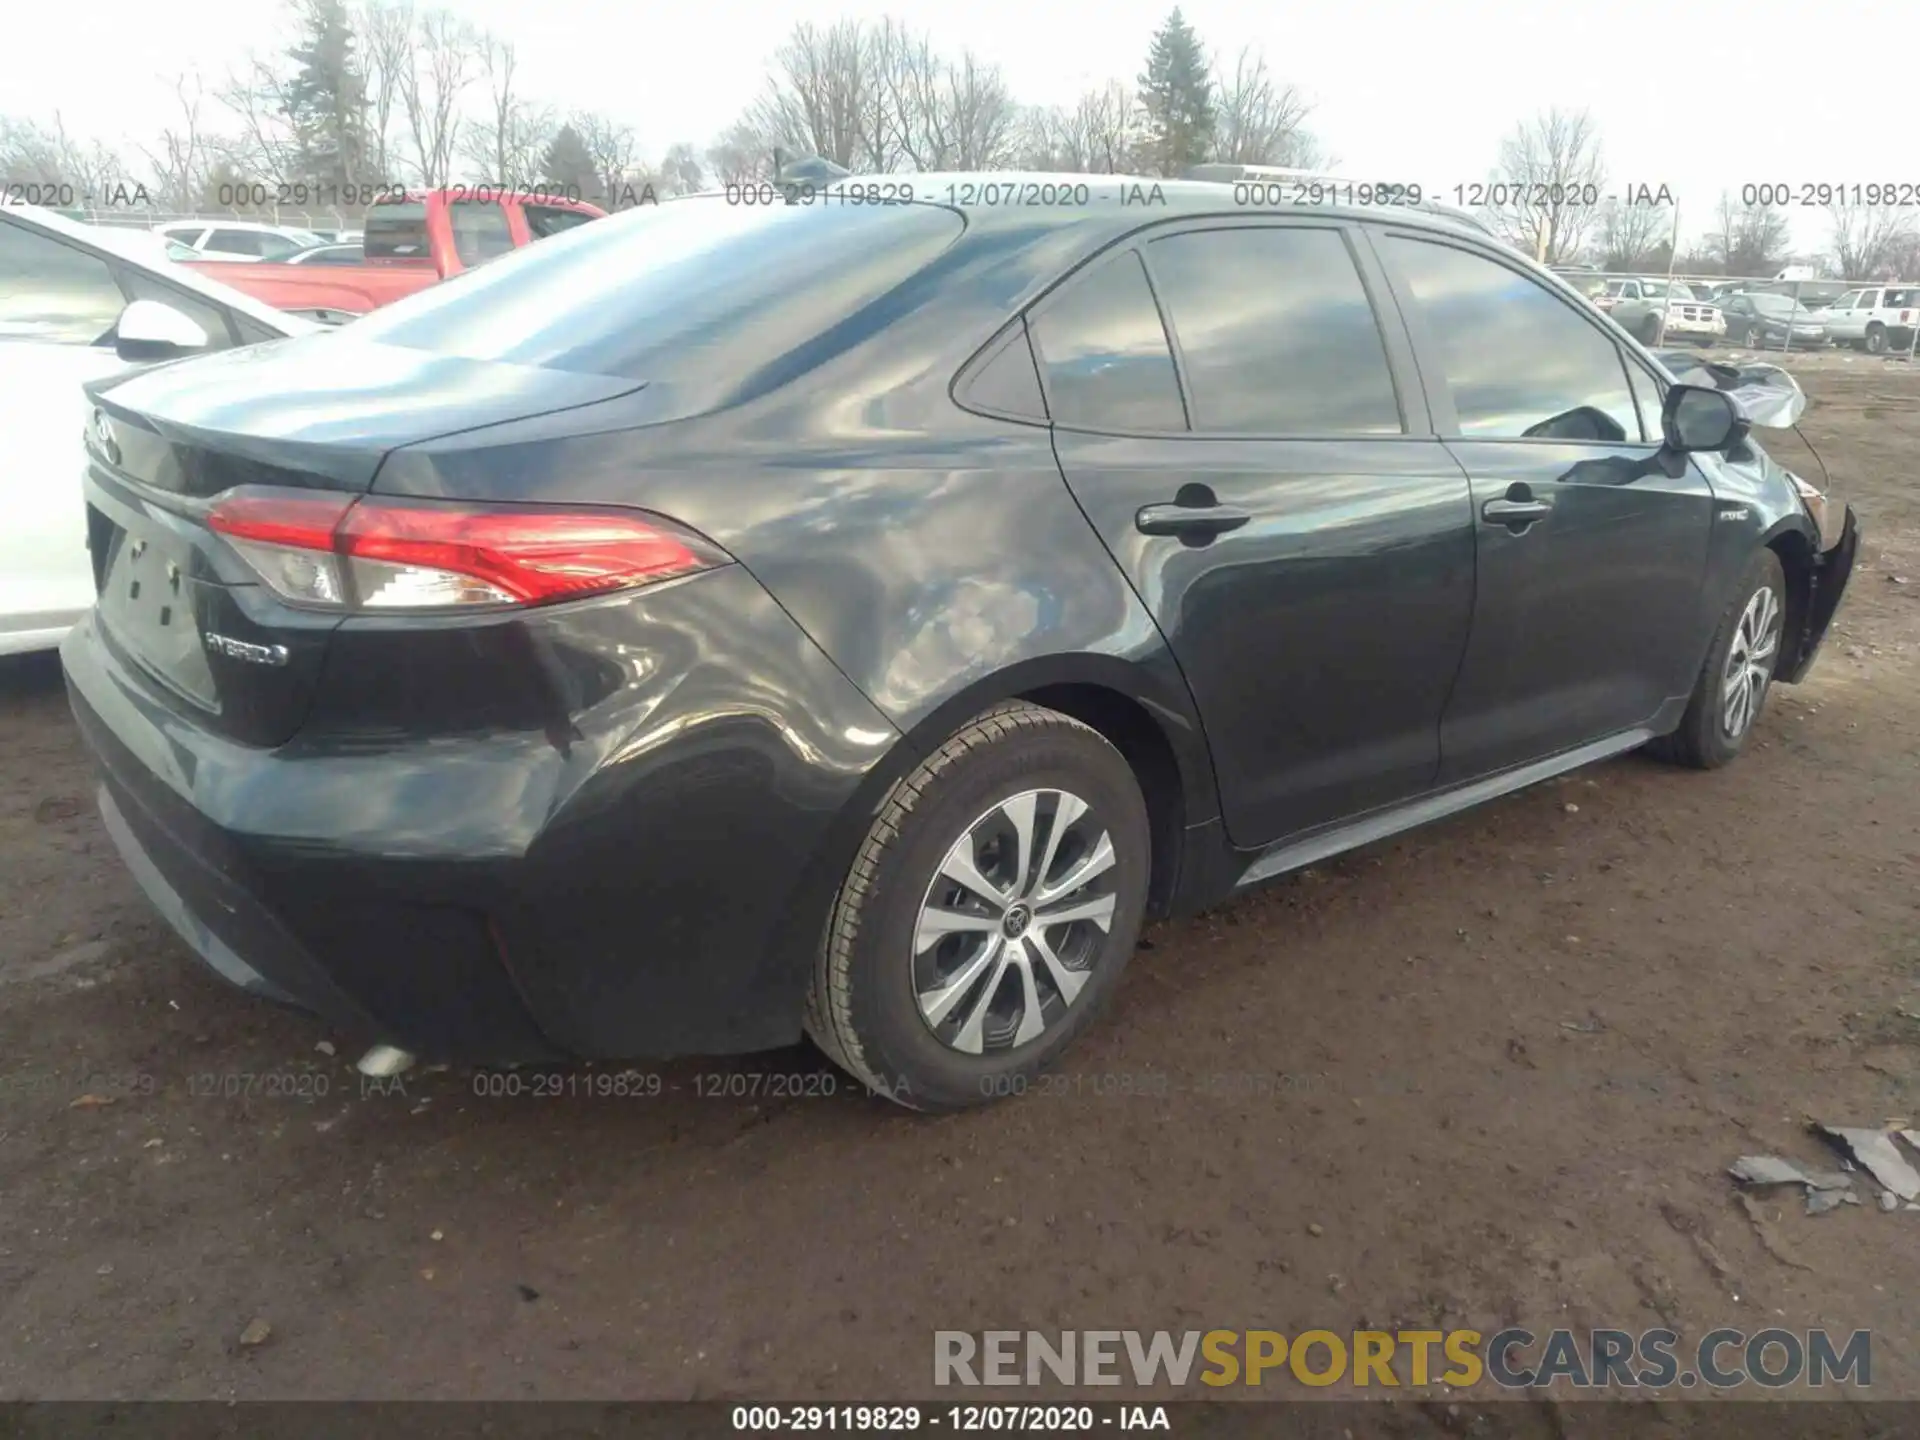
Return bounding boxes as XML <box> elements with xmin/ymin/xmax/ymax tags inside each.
<box><xmin>1482</xmin><ymin>498</ymin><xmax>1552</xmax><ymax>526</ymax></box>
<box><xmin>1135</xmin><ymin>503</ymin><xmax>1251</xmax><ymax>540</ymax></box>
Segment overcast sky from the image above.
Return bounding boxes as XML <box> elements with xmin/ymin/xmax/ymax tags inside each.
<box><xmin>10</xmin><ymin>0</ymin><xmax>1910</xmax><ymax>251</ymax></box>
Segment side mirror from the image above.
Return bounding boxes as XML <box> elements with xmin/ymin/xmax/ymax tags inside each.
<box><xmin>1662</xmin><ymin>383</ymin><xmax>1749</xmax><ymax>454</ymax></box>
<box><xmin>115</xmin><ymin>299</ymin><xmax>210</xmax><ymax>363</ymax></box>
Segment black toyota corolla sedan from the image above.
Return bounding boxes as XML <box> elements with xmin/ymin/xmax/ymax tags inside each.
<box><xmin>64</xmin><ymin>176</ymin><xmax>1858</xmax><ymax>1111</ymax></box>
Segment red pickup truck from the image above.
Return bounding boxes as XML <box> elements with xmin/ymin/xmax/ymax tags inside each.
<box><xmin>183</xmin><ymin>188</ymin><xmax>605</xmax><ymax>322</ymax></box>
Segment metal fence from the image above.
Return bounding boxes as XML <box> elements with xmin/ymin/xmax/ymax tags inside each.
<box><xmin>65</xmin><ymin>207</ymin><xmax>366</xmax><ymax>235</ymax></box>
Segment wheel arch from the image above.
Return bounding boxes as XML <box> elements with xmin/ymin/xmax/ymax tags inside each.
<box><xmin>789</xmin><ymin>654</ymin><xmax>1217</xmax><ymax>946</ymax></box>
<box><xmin>1767</xmin><ymin>523</ymin><xmax>1816</xmax><ymax>682</ymax></box>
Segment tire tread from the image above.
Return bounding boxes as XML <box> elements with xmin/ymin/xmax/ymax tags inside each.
<box><xmin>802</xmin><ymin>701</ymin><xmax>1108</xmax><ymax>1108</ymax></box>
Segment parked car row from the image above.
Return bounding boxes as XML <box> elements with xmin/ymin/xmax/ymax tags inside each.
<box><xmin>175</xmin><ymin>189</ymin><xmax>604</xmax><ymax>323</ymax></box>
<box><xmin>1598</xmin><ymin>277</ymin><xmax>1728</xmax><ymax>345</ymax></box>
<box><xmin>1575</xmin><ymin>270</ymin><xmax>1918</xmax><ymax>353</ymax></box>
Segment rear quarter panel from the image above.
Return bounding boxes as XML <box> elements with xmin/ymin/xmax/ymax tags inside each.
<box><xmin>369</xmin><ymin>205</ymin><xmax>1224</xmax><ymax>827</ymax></box>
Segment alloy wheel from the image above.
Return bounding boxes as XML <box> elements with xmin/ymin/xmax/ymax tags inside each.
<box><xmin>912</xmin><ymin>788</ymin><xmax>1119</xmax><ymax>1055</ymax></box>
<box><xmin>1720</xmin><ymin>585</ymin><xmax>1781</xmax><ymax>740</ymax></box>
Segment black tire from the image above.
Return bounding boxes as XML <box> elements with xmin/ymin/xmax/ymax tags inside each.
<box><xmin>804</xmin><ymin>701</ymin><xmax>1151</xmax><ymax>1112</ymax></box>
<box><xmin>1866</xmin><ymin>323</ymin><xmax>1887</xmax><ymax>355</ymax></box>
<box><xmin>1649</xmin><ymin>549</ymin><xmax>1786</xmax><ymax>769</ymax></box>
<box><xmin>1638</xmin><ymin>314</ymin><xmax>1661</xmax><ymax>345</ymax></box>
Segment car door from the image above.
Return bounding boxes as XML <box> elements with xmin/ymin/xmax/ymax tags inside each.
<box><xmin>1827</xmin><ymin>290</ymin><xmax>1862</xmax><ymax>341</ymax></box>
<box><xmin>0</xmin><ymin>214</ymin><xmax>258</xmax><ymax>653</ymax></box>
<box><xmin>1037</xmin><ymin>221</ymin><xmax>1476</xmax><ymax>847</ymax></box>
<box><xmin>1367</xmin><ymin>228</ymin><xmax>1717</xmax><ymax>784</ymax></box>
<box><xmin>0</xmin><ymin>217</ymin><xmax>140</xmax><ymax>651</ymax></box>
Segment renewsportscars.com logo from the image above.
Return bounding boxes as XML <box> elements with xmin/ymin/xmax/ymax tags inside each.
<box><xmin>934</xmin><ymin>1328</ymin><xmax>1871</xmax><ymax>1391</ymax></box>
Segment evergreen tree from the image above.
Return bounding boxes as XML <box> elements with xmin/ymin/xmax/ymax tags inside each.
<box><xmin>283</xmin><ymin>0</ymin><xmax>370</xmax><ymax>188</ymax></box>
<box><xmin>541</xmin><ymin>125</ymin><xmax>598</xmax><ymax>201</ymax></box>
<box><xmin>1137</xmin><ymin>9</ymin><xmax>1215</xmax><ymax>176</ymax></box>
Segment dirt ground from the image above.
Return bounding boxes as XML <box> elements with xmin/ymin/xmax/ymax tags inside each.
<box><xmin>2</xmin><ymin>351</ymin><xmax>1919</xmax><ymax>1408</ymax></box>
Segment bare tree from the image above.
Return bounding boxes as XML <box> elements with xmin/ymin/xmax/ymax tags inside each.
<box><xmin>1707</xmin><ymin>192</ymin><xmax>1791</xmax><ymax>278</ymax></box>
<box><xmin>460</xmin><ymin>35</ymin><xmax>552</xmax><ymax>188</ymax></box>
<box><xmin>1078</xmin><ymin>83</ymin><xmax>1143</xmax><ymax>173</ymax></box>
<box><xmin>1591</xmin><ymin>197</ymin><xmax>1672</xmax><ymax>271</ymax></box>
<box><xmin>1827</xmin><ymin>199</ymin><xmax>1918</xmax><ymax>280</ymax></box>
<box><xmin>658</xmin><ymin>141</ymin><xmax>705</xmax><ymax>195</ymax></box>
<box><xmin>397</xmin><ymin>8</ymin><xmax>476</xmax><ymax>185</ymax></box>
<box><xmin>138</xmin><ymin>75</ymin><xmax>220</xmax><ymax>210</ymax></box>
<box><xmin>1209</xmin><ymin>50</ymin><xmax>1320</xmax><ymax>168</ymax></box>
<box><xmin>574</xmin><ymin>111</ymin><xmax>640</xmax><ymax>204</ymax></box>
<box><xmin>0</xmin><ymin>113</ymin><xmax>129</xmax><ymax>197</ymax></box>
<box><xmin>1882</xmin><ymin>228</ymin><xmax>1920</xmax><ymax>283</ymax></box>
<box><xmin>936</xmin><ymin>52</ymin><xmax>1019</xmax><ymax>169</ymax></box>
<box><xmin>218</xmin><ymin>57</ymin><xmax>302</xmax><ymax>185</ymax></box>
<box><xmin>869</xmin><ymin>23</ymin><xmax>1017</xmax><ymax>171</ymax></box>
<box><xmin>705</xmin><ymin>119</ymin><xmax>776</xmax><ymax>185</ymax></box>
<box><xmin>1481</xmin><ymin>108</ymin><xmax>1606</xmax><ymax>264</ymax></box>
<box><xmin>747</xmin><ymin>20</ymin><xmax>882</xmax><ymax>170</ymax></box>
<box><xmin>1021</xmin><ymin>83</ymin><xmax>1144</xmax><ymax>173</ymax></box>
<box><xmin>358</xmin><ymin>0</ymin><xmax>412</xmax><ymax>182</ymax></box>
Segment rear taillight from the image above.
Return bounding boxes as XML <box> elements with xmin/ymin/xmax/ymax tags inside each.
<box><xmin>207</xmin><ymin>487</ymin><xmax>723</xmax><ymax>611</ymax></box>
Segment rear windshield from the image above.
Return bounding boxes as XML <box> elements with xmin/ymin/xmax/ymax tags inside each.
<box><xmin>346</xmin><ymin>196</ymin><xmax>967</xmax><ymax>381</ymax></box>
<box><xmin>364</xmin><ymin>201</ymin><xmax>429</xmax><ymax>259</ymax></box>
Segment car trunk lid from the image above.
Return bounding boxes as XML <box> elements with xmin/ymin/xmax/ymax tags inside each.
<box><xmin>82</xmin><ymin>335</ymin><xmax>645</xmax><ymax>747</ymax></box>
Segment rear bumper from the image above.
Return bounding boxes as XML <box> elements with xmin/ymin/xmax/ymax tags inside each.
<box><xmin>62</xmin><ymin>565</ymin><xmax>899</xmax><ymax>1061</ymax></box>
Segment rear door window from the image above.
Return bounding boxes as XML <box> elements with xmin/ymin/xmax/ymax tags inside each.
<box><xmin>1028</xmin><ymin>249</ymin><xmax>1187</xmax><ymax>433</ymax></box>
<box><xmin>1144</xmin><ymin>225</ymin><xmax>1402</xmax><ymax>435</ymax></box>
<box><xmin>450</xmin><ymin>201</ymin><xmax>515</xmax><ymax>266</ymax></box>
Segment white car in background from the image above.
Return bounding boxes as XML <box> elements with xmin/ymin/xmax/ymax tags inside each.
<box><xmin>153</xmin><ymin>219</ymin><xmax>327</xmax><ymax>262</ymax></box>
<box><xmin>1822</xmin><ymin>285</ymin><xmax>1920</xmax><ymax>354</ymax></box>
<box><xmin>0</xmin><ymin>203</ymin><xmax>312</xmax><ymax>656</ymax></box>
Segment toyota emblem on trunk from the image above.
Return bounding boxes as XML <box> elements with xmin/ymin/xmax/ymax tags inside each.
<box><xmin>91</xmin><ymin>408</ymin><xmax>120</xmax><ymax>466</ymax></box>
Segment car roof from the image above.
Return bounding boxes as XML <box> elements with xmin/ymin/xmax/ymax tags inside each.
<box><xmin>815</xmin><ymin>171</ymin><xmax>1510</xmax><ymax>252</ymax></box>
<box><xmin>2</xmin><ymin>202</ymin><xmax>315</xmax><ymax>335</ymax></box>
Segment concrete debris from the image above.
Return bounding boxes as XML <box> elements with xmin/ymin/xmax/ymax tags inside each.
<box><xmin>1728</xmin><ymin>1155</ymin><xmax>1853</xmax><ymax>1191</ymax></box>
<box><xmin>1879</xmin><ymin>1191</ymin><xmax>1900</xmax><ymax>1212</ymax></box>
<box><xmin>1817</xmin><ymin>1126</ymin><xmax>1920</xmax><ymax>1201</ymax></box>
<box><xmin>1807</xmin><ymin>1189</ymin><xmax>1855</xmax><ymax>1216</ymax></box>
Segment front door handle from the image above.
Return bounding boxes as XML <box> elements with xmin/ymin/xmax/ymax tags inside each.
<box><xmin>1482</xmin><ymin>498</ymin><xmax>1552</xmax><ymax>523</ymax></box>
<box><xmin>1136</xmin><ymin>502</ymin><xmax>1251</xmax><ymax>541</ymax></box>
